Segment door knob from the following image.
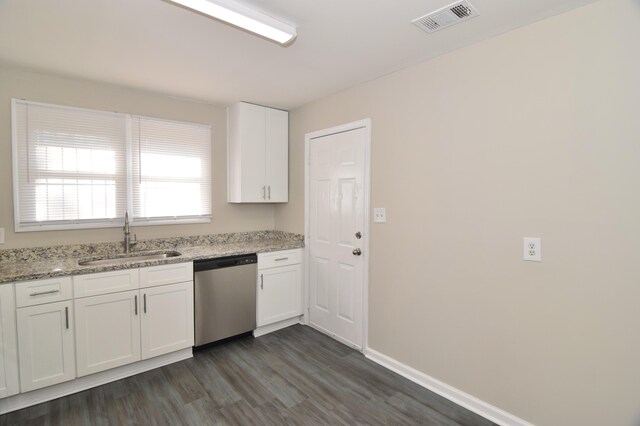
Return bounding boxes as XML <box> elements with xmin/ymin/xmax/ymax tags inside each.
<box><xmin>352</xmin><ymin>248</ymin><xmax>362</xmax><ymax>256</ymax></box>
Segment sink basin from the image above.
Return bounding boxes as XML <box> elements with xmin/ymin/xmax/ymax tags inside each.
<box><xmin>78</xmin><ymin>251</ymin><xmax>181</xmax><ymax>266</ymax></box>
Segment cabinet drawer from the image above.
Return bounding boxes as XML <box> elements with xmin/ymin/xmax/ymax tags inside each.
<box><xmin>74</xmin><ymin>269</ymin><xmax>139</xmax><ymax>298</ymax></box>
<box><xmin>139</xmin><ymin>262</ymin><xmax>193</xmax><ymax>288</ymax></box>
<box><xmin>258</xmin><ymin>249</ymin><xmax>302</xmax><ymax>269</ymax></box>
<box><xmin>15</xmin><ymin>276</ymin><xmax>73</xmax><ymax>307</ymax></box>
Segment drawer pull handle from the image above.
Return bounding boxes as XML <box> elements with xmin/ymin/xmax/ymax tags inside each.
<box><xmin>135</xmin><ymin>295</ymin><xmax>138</xmax><ymax>315</ymax></box>
<box><xmin>260</xmin><ymin>274</ymin><xmax>264</xmax><ymax>290</ymax></box>
<box><xmin>65</xmin><ymin>307</ymin><xmax>69</xmax><ymax>329</ymax></box>
<box><xmin>144</xmin><ymin>294</ymin><xmax>147</xmax><ymax>313</ymax></box>
<box><xmin>29</xmin><ymin>289</ymin><xmax>60</xmax><ymax>297</ymax></box>
<box><xmin>275</xmin><ymin>257</ymin><xmax>289</xmax><ymax>261</ymax></box>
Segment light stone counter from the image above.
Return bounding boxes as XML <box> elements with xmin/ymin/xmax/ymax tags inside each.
<box><xmin>0</xmin><ymin>231</ymin><xmax>303</xmax><ymax>284</ymax></box>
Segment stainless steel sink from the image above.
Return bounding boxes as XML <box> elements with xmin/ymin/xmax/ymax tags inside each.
<box><xmin>78</xmin><ymin>251</ymin><xmax>181</xmax><ymax>266</ymax></box>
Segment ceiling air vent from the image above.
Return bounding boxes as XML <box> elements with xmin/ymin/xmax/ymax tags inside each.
<box><xmin>412</xmin><ymin>1</ymin><xmax>479</xmax><ymax>34</ymax></box>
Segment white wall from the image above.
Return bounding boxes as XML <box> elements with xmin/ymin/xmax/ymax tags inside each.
<box><xmin>275</xmin><ymin>0</ymin><xmax>640</xmax><ymax>424</ymax></box>
<box><xmin>0</xmin><ymin>66</ymin><xmax>275</xmax><ymax>249</ymax></box>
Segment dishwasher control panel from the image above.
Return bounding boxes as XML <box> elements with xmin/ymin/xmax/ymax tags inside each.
<box><xmin>236</xmin><ymin>257</ymin><xmax>257</xmax><ymax>265</ymax></box>
<box><xmin>194</xmin><ymin>254</ymin><xmax>257</xmax><ymax>272</ymax></box>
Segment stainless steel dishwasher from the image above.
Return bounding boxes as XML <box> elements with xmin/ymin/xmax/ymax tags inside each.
<box><xmin>193</xmin><ymin>254</ymin><xmax>257</xmax><ymax>347</ymax></box>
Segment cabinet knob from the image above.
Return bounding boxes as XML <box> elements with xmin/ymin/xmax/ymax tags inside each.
<box><xmin>352</xmin><ymin>248</ymin><xmax>362</xmax><ymax>256</ymax></box>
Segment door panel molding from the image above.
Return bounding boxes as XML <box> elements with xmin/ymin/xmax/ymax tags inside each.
<box><xmin>304</xmin><ymin>118</ymin><xmax>371</xmax><ymax>352</ymax></box>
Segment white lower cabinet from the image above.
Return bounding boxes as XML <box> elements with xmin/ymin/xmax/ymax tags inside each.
<box><xmin>141</xmin><ymin>281</ymin><xmax>194</xmax><ymax>359</ymax></box>
<box><xmin>257</xmin><ymin>250</ymin><xmax>303</xmax><ymax>327</ymax></box>
<box><xmin>74</xmin><ymin>265</ymin><xmax>194</xmax><ymax>377</ymax></box>
<box><xmin>0</xmin><ymin>285</ymin><xmax>19</xmax><ymax>398</ymax></box>
<box><xmin>0</xmin><ymin>260</ymin><xmax>197</xmax><ymax>408</ymax></box>
<box><xmin>74</xmin><ymin>290</ymin><xmax>141</xmax><ymax>377</ymax></box>
<box><xmin>16</xmin><ymin>300</ymin><xmax>75</xmax><ymax>392</ymax></box>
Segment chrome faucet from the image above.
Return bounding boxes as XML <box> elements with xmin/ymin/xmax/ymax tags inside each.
<box><xmin>123</xmin><ymin>210</ymin><xmax>137</xmax><ymax>253</ymax></box>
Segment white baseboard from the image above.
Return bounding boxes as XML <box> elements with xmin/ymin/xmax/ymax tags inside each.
<box><xmin>0</xmin><ymin>348</ymin><xmax>192</xmax><ymax>415</ymax></box>
<box><xmin>253</xmin><ymin>316</ymin><xmax>301</xmax><ymax>337</ymax></box>
<box><xmin>365</xmin><ymin>348</ymin><xmax>534</xmax><ymax>426</ymax></box>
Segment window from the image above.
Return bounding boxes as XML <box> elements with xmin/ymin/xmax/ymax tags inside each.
<box><xmin>12</xmin><ymin>100</ymin><xmax>212</xmax><ymax>231</ymax></box>
<box><xmin>131</xmin><ymin>116</ymin><xmax>212</xmax><ymax>224</ymax></box>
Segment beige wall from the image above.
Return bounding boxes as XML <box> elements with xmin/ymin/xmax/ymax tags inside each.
<box><xmin>0</xmin><ymin>67</ymin><xmax>275</xmax><ymax>249</ymax></box>
<box><xmin>275</xmin><ymin>0</ymin><xmax>640</xmax><ymax>424</ymax></box>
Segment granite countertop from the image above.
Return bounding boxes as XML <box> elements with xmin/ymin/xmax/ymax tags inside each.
<box><xmin>0</xmin><ymin>231</ymin><xmax>304</xmax><ymax>284</ymax></box>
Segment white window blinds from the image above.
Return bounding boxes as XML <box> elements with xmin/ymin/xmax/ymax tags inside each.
<box><xmin>131</xmin><ymin>116</ymin><xmax>212</xmax><ymax>223</ymax></box>
<box><xmin>12</xmin><ymin>100</ymin><xmax>212</xmax><ymax>232</ymax></box>
<box><xmin>13</xmin><ymin>101</ymin><xmax>128</xmax><ymax>230</ymax></box>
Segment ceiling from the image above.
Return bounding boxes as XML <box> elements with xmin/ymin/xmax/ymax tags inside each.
<box><xmin>0</xmin><ymin>0</ymin><xmax>597</xmax><ymax>110</ymax></box>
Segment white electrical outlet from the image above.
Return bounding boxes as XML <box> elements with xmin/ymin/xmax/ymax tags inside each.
<box><xmin>374</xmin><ymin>208</ymin><xmax>387</xmax><ymax>223</ymax></box>
<box><xmin>523</xmin><ymin>237</ymin><xmax>541</xmax><ymax>262</ymax></box>
<box><xmin>0</xmin><ymin>228</ymin><xmax>4</xmax><ymax>244</ymax></box>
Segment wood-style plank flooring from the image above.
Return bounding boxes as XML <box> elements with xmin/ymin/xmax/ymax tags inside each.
<box><xmin>0</xmin><ymin>325</ymin><xmax>495</xmax><ymax>425</ymax></box>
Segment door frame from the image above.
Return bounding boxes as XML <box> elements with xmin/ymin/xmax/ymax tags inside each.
<box><xmin>303</xmin><ymin>118</ymin><xmax>372</xmax><ymax>353</ymax></box>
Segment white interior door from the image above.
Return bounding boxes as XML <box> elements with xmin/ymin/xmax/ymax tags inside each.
<box><xmin>308</xmin><ymin>125</ymin><xmax>367</xmax><ymax>350</ymax></box>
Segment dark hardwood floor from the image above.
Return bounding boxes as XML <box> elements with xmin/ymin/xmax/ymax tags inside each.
<box><xmin>0</xmin><ymin>325</ymin><xmax>495</xmax><ymax>426</ymax></box>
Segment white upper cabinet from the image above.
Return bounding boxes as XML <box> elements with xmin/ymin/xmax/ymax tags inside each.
<box><xmin>265</xmin><ymin>107</ymin><xmax>289</xmax><ymax>202</ymax></box>
<box><xmin>228</xmin><ymin>102</ymin><xmax>288</xmax><ymax>203</ymax></box>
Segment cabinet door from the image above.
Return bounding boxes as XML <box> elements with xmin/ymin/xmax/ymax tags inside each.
<box><xmin>265</xmin><ymin>107</ymin><xmax>288</xmax><ymax>202</ymax></box>
<box><xmin>17</xmin><ymin>301</ymin><xmax>75</xmax><ymax>392</ymax></box>
<box><xmin>0</xmin><ymin>285</ymin><xmax>19</xmax><ymax>398</ymax></box>
<box><xmin>257</xmin><ymin>264</ymin><xmax>302</xmax><ymax>327</ymax></box>
<box><xmin>239</xmin><ymin>102</ymin><xmax>267</xmax><ymax>202</ymax></box>
<box><xmin>74</xmin><ymin>290</ymin><xmax>141</xmax><ymax>377</ymax></box>
<box><xmin>141</xmin><ymin>282</ymin><xmax>194</xmax><ymax>360</ymax></box>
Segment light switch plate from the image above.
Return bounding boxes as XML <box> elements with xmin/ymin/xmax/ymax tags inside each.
<box><xmin>374</xmin><ymin>208</ymin><xmax>387</xmax><ymax>223</ymax></box>
<box><xmin>0</xmin><ymin>228</ymin><xmax>4</xmax><ymax>244</ymax></box>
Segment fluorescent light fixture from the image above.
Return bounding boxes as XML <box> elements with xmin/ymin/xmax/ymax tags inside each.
<box><xmin>169</xmin><ymin>0</ymin><xmax>297</xmax><ymax>44</ymax></box>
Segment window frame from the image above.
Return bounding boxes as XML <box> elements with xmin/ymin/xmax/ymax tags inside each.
<box><xmin>11</xmin><ymin>99</ymin><xmax>212</xmax><ymax>232</ymax></box>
